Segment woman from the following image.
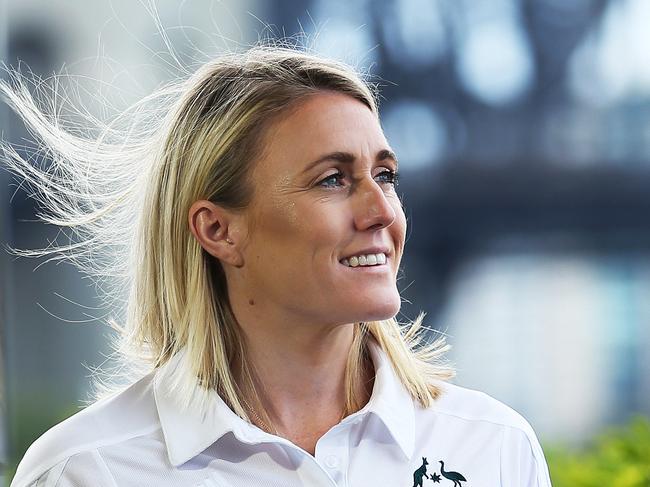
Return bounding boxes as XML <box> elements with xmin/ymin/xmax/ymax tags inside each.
<box><xmin>5</xmin><ymin>46</ymin><xmax>552</xmax><ymax>486</ymax></box>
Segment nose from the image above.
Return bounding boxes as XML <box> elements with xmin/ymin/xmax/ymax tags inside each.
<box><xmin>352</xmin><ymin>178</ymin><xmax>396</xmax><ymax>231</ymax></box>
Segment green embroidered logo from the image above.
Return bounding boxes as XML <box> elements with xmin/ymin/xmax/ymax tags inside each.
<box><xmin>412</xmin><ymin>457</ymin><xmax>468</xmax><ymax>486</ymax></box>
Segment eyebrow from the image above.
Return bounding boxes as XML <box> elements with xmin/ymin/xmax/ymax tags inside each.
<box><xmin>302</xmin><ymin>149</ymin><xmax>399</xmax><ymax>174</ymax></box>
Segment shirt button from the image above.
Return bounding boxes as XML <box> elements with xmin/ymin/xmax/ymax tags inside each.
<box><xmin>325</xmin><ymin>454</ymin><xmax>339</xmax><ymax>469</ymax></box>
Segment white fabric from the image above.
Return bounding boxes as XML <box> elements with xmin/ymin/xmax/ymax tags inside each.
<box><xmin>11</xmin><ymin>338</ymin><xmax>552</xmax><ymax>486</ymax></box>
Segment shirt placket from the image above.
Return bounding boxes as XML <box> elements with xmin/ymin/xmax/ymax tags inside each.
<box><xmin>314</xmin><ymin>422</ymin><xmax>354</xmax><ymax>487</ymax></box>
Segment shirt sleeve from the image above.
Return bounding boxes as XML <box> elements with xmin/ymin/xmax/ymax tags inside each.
<box><xmin>11</xmin><ymin>450</ymin><xmax>117</xmax><ymax>487</ymax></box>
<box><xmin>500</xmin><ymin>425</ymin><xmax>553</xmax><ymax>487</ymax></box>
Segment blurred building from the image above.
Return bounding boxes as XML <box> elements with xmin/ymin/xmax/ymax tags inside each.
<box><xmin>3</xmin><ymin>0</ymin><xmax>650</xmax><ymax>477</ymax></box>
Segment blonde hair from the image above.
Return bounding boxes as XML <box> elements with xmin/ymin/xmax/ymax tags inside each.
<box><xmin>1</xmin><ymin>44</ymin><xmax>454</xmax><ymax>428</ymax></box>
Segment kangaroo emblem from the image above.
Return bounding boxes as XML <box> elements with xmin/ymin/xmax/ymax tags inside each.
<box><xmin>412</xmin><ymin>457</ymin><xmax>430</xmax><ymax>487</ymax></box>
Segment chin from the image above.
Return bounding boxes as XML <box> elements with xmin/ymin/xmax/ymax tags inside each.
<box><xmin>349</xmin><ymin>291</ymin><xmax>401</xmax><ymax>323</ymax></box>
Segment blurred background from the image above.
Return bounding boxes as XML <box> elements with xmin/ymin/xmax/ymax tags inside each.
<box><xmin>2</xmin><ymin>0</ymin><xmax>650</xmax><ymax>484</ymax></box>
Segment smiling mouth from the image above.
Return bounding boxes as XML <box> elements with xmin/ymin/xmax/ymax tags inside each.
<box><xmin>339</xmin><ymin>252</ymin><xmax>388</xmax><ymax>268</ymax></box>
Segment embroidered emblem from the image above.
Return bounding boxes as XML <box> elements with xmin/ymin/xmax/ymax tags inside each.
<box><xmin>412</xmin><ymin>457</ymin><xmax>430</xmax><ymax>487</ymax></box>
<box><xmin>412</xmin><ymin>458</ymin><xmax>468</xmax><ymax>486</ymax></box>
<box><xmin>438</xmin><ymin>460</ymin><xmax>467</xmax><ymax>486</ymax></box>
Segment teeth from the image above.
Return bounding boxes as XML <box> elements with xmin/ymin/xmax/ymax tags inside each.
<box><xmin>341</xmin><ymin>253</ymin><xmax>387</xmax><ymax>267</ymax></box>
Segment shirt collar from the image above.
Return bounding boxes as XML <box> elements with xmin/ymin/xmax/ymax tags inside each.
<box><xmin>153</xmin><ymin>349</ymin><xmax>248</xmax><ymax>467</ymax></box>
<box><xmin>362</xmin><ymin>337</ymin><xmax>416</xmax><ymax>460</ymax></box>
<box><xmin>154</xmin><ymin>337</ymin><xmax>415</xmax><ymax>467</ymax></box>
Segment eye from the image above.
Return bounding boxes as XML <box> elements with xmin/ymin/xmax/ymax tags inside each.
<box><xmin>375</xmin><ymin>169</ymin><xmax>400</xmax><ymax>187</ymax></box>
<box><xmin>317</xmin><ymin>170</ymin><xmax>345</xmax><ymax>188</ymax></box>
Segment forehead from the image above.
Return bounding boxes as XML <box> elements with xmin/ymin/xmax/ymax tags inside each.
<box><xmin>256</xmin><ymin>92</ymin><xmax>388</xmax><ymax>174</ymax></box>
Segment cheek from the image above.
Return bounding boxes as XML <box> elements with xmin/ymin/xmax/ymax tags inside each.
<box><xmin>255</xmin><ymin>194</ymin><xmax>300</xmax><ymax>237</ymax></box>
<box><xmin>254</xmin><ymin>197</ymin><xmax>343</xmax><ymax>254</ymax></box>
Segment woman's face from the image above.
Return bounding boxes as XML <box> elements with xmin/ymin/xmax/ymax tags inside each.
<box><xmin>236</xmin><ymin>91</ymin><xmax>406</xmax><ymax>326</ymax></box>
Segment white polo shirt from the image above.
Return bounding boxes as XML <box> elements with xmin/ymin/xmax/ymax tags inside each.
<box><xmin>11</xmin><ymin>338</ymin><xmax>552</xmax><ymax>486</ymax></box>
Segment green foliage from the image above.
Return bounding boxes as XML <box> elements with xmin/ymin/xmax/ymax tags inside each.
<box><xmin>546</xmin><ymin>416</ymin><xmax>650</xmax><ymax>487</ymax></box>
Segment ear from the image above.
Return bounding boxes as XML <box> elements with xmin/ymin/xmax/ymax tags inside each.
<box><xmin>188</xmin><ymin>199</ymin><xmax>245</xmax><ymax>267</ymax></box>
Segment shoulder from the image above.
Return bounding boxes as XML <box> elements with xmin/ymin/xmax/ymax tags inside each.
<box><xmin>427</xmin><ymin>380</ymin><xmax>538</xmax><ymax>433</ymax></box>
<box><xmin>422</xmin><ymin>381</ymin><xmax>552</xmax><ymax>486</ymax></box>
<box><xmin>11</xmin><ymin>373</ymin><xmax>159</xmax><ymax>487</ymax></box>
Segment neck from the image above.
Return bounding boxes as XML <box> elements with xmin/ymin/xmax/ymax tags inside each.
<box><xmin>230</xmin><ymin>304</ymin><xmax>374</xmax><ymax>452</ymax></box>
